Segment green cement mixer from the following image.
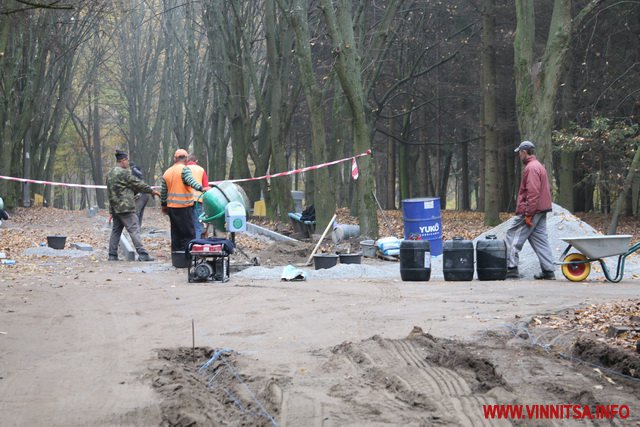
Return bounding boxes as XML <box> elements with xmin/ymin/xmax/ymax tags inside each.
<box><xmin>200</xmin><ymin>181</ymin><xmax>250</xmax><ymax>231</ymax></box>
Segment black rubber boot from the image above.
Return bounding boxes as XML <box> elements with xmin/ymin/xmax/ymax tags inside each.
<box><xmin>534</xmin><ymin>271</ymin><xmax>556</xmax><ymax>280</ymax></box>
<box><xmin>108</xmin><ymin>255</ymin><xmax>119</xmax><ymax>261</ymax></box>
<box><xmin>506</xmin><ymin>267</ymin><xmax>520</xmax><ymax>279</ymax></box>
<box><xmin>138</xmin><ymin>253</ymin><xmax>155</xmax><ymax>262</ymax></box>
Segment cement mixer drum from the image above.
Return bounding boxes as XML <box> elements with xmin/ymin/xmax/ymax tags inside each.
<box><xmin>200</xmin><ymin>181</ymin><xmax>250</xmax><ymax>231</ymax></box>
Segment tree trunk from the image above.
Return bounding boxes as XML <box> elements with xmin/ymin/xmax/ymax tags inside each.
<box><xmin>398</xmin><ymin>113</ymin><xmax>413</xmax><ymax>200</ymax></box>
<box><xmin>482</xmin><ymin>0</ymin><xmax>500</xmax><ymax>225</ymax></box>
<box><xmin>283</xmin><ymin>0</ymin><xmax>336</xmax><ymax>231</ymax></box>
<box><xmin>386</xmin><ymin>133</ymin><xmax>396</xmax><ymax>209</ymax></box>
<box><xmin>115</xmin><ymin>1</ymin><xmax>164</xmax><ymax>184</ymax></box>
<box><xmin>92</xmin><ymin>84</ymin><xmax>105</xmax><ymax>208</ymax></box>
<box><xmin>460</xmin><ymin>141</ymin><xmax>470</xmax><ymax>211</ymax></box>
<box><xmin>201</xmin><ymin>6</ymin><xmax>230</xmax><ymax>182</ymax></box>
<box><xmin>556</xmin><ymin>49</ymin><xmax>575</xmax><ymax>211</ymax></box>
<box><xmin>607</xmin><ymin>143</ymin><xmax>640</xmax><ymax>234</ymax></box>
<box><xmin>514</xmin><ymin>0</ymin><xmax>602</xmax><ymax>179</ymax></box>
<box><xmin>438</xmin><ymin>151</ymin><xmax>453</xmax><ymax>209</ymax></box>
<box><xmin>332</xmin><ymin>86</ymin><xmax>351</xmax><ymax>208</ymax></box>
<box><xmin>319</xmin><ymin>0</ymin><xmax>378</xmax><ymax>237</ymax></box>
<box><xmin>22</xmin><ymin>127</ymin><xmax>32</xmax><ymax>207</ymax></box>
<box><xmin>399</xmin><ymin>142</ymin><xmax>409</xmax><ymax>202</ymax></box>
<box><xmin>264</xmin><ymin>0</ymin><xmax>292</xmax><ymax>221</ymax></box>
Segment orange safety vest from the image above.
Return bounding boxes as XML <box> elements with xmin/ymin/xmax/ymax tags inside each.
<box><xmin>163</xmin><ymin>164</ymin><xmax>194</xmax><ymax>208</ymax></box>
<box><xmin>189</xmin><ymin>164</ymin><xmax>205</xmax><ymax>202</ymax></box>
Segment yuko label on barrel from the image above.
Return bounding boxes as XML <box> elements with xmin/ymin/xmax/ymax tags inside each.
<box><xmin>419</xmin><ymin>222</ymin><xmax>440</xmax><ymax>236</ymax></box>
<box><xmin>423</xmin><ymin>200</ymin><xmax>434</xmax><ymax>210</ymax></box>
<box><xmin>424</xmin><ymin>253</ymin><xmax>431</xmax><ymax>268</ymax></box>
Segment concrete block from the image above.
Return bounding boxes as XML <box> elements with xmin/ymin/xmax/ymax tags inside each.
<box><xmin>246</xmin><ymin>222</ymin><xmax>299</xmax><ymax>243</ymax></box>
<box><xmin>119</xmin><ymin>234</ymin><xmax>136</xmax><ymax>261</ymax></box>
<box><xmin>606</xmin><ymin>325</ymin><xmax>638</xmax><ymax>338</ymax></box>
<box><xmin>70</xmin><ymin>242</ymin><xmax>93</xmax><ymax>251</ymax></box>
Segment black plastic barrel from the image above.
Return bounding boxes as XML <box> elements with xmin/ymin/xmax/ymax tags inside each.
<box><xmin>400</xmin><ymin>240</ymin><xmax>431</xmax><ymax>281</ymax></box>
<box><xmin>476</xmin><ymin>235</ymin><xmax>507</xmax><ymax>280</ymax></box>
<box><xmin>443</xmin><ymin>237</ymin><xmax>474</xmax><ymax>281</ymax></box>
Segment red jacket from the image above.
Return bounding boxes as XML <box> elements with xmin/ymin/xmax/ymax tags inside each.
<box><xmin>516</xmin><ymin>155</ymin><xmax>552</xmax><ymax>216</ymax></box>
<box><xmin>187</xmin><ymin>161</ymin><xmax>209</xmax><ymax>187</ymax></box>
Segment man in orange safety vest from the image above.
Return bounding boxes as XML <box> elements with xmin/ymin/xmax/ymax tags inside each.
<box><xmin>160</xmin><ymin>149</ymin><xmax>210</xmax><ymax>255</ymax></box>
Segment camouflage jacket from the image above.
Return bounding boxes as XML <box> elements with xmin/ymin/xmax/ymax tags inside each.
<box><xmin>106</xmin><ymin>166</ymin><xmax>153</xmax><ymax>214</ymax></box>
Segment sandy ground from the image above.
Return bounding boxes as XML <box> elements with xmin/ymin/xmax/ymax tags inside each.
<box><xmin>1</xmin><ymin>208</ymin><xmax>640</xmax><ymax>426</ymax></box>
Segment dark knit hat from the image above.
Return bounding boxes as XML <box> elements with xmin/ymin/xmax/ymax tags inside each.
<box><xmin>115</xmin><ymin>149</ymin><xmax>128</xmax><ymax>161</ymax></box>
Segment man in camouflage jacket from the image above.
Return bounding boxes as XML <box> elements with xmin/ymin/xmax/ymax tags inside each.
<box><xmin>107</xmin><ymin>150</ymin><xmax>160</xmax><ymax>261</ymax></box>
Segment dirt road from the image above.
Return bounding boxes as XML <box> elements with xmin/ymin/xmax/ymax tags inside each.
<box><xmin>1</xmin><ymin>208</ymin><xmax>639</xmax><ymax>426</ymax></box>
<box><xmin>1</xmin><ymin>256</ymin><xmax>639</xmax><ymax>426</ymax></box>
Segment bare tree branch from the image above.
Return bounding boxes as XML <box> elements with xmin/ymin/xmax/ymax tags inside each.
<box><xmin>1</xmin><ymin>0</ymin><xmax>73</xmax><ymax>15</ymax></box>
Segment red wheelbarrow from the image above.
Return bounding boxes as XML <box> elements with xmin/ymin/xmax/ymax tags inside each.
<box><xmin>556</xmin><ymin>235</ymin><xmax>639</xmax><ymax>282</ymax></box>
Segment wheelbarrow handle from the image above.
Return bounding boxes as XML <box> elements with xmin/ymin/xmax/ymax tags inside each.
<box><xmin>625</xmin><ymin>240</ymin><xmax>640</xmax><ymax>257</ymax></box>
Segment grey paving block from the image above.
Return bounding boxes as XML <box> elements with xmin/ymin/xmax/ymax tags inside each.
<box><xmin>119</xmin><ymin>234</ymin><xmax>136</xmax><ymax>261</ymax></box>
<box><xmin>246</xmin><ymin>222</ymin><xmax>299</xmax><ymax>243</ymax></box>
<box><xmin>70</xmin><ymin>242</ymin><xmax>93</xmax><ymax>251</ymax></box>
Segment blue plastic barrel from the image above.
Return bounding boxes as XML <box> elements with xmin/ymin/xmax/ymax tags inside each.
<box><xmin>401</xmin><ymin>197</ymin><xmax>443</xmax><ymax>256</ymax></box>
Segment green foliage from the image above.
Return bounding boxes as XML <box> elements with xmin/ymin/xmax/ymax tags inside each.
<box><xmin>553</xmin><ymin>117</ymin><xmax>640</xmax><ymax>198</ymax></box>
<box><xmin>553</xmin><ymin>117</ymin><xmax>639</xmax><ymax>154</ymax></box>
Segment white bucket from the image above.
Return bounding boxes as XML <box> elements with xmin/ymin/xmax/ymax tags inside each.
<box><xmin>361</xmin><ymin>240</ymin><xmax>376</xmax><ymax>257</ymax></box>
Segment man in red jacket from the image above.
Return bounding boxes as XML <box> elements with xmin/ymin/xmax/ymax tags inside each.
<box><xmin>505</xmin><ymin>141</ymin><xmax>555</xmax><ymax>280</ymax></box>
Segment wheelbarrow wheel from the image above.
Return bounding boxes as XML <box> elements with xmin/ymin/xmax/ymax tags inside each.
<box><xmin>561</xmin><ymin>253</ymin><xmax>591</xmax><ymax>282</ymax></box>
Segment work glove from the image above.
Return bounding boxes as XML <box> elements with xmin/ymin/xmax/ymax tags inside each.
<box><xmin>161</xmin><ymin>206</ymin><xmax>169</xmax><ymax>215</ymax></box>
<box><xmin>525</xmin><ymin>215</ymin><xmax>533</xmax><ymax>227</ymax></box>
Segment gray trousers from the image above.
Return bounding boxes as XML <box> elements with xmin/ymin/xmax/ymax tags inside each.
<box><xmin>135</xmin><ymin>193</ymin><xmax>150</xmax><ymax>226</ymax></box>
<box><xmin>108</xmin><ymin>212</ymin><xmax>148</xmax><ymax>257</ymax></box>
<box><xmin>192</xmin><ymin>201</ymin><xmax>203</xmax><ymax>240</ymax></box>
<box><xmin>505</xmin><ymin>212</ymin><xmax>554</xmax><ymax>272</ymax></box>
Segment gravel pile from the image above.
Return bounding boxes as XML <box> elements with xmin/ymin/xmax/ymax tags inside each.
<box><xmin>22</xmin><ymin>247</ymin><xmax>94</xmax><ymax>258</ymax></box>
<box><xmin>235</xmin><ymin>262</ymin><xmax>402</xmax><ymax>281</ymax></box>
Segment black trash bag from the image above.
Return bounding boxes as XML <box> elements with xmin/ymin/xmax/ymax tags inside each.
<box><xmin>300</xmin><ymin>204</ymin><xmax>315</xmax><ymax>222</ymax></box>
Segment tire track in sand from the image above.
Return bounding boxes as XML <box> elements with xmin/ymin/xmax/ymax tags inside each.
<box><xmin>277</xmin><ymin>334</ymin><xmax>510</xmax><ymax>426</ymax></box>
